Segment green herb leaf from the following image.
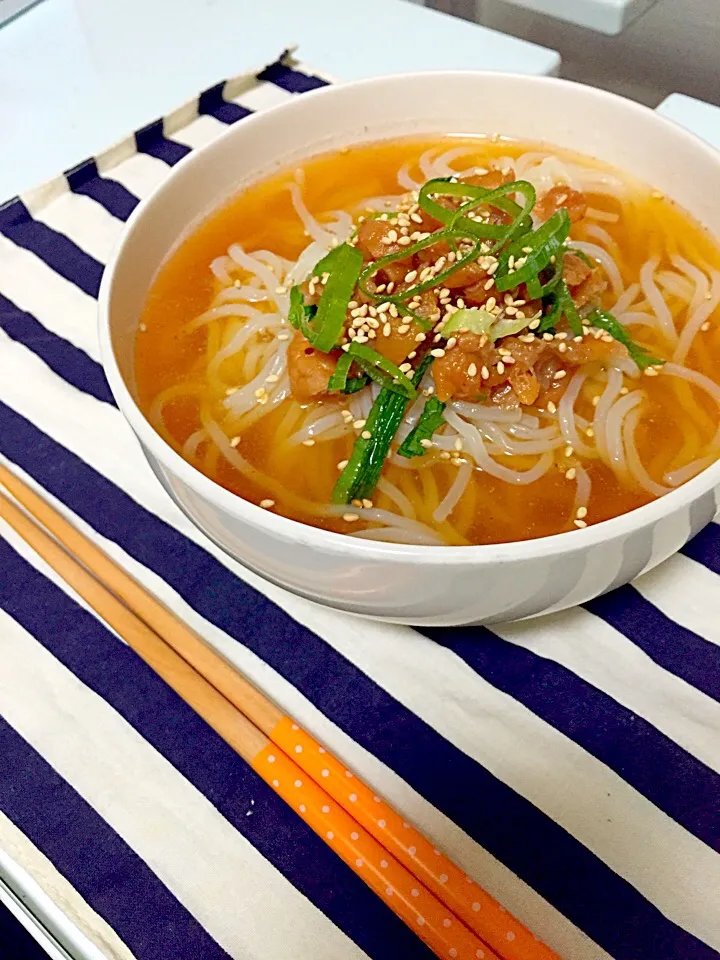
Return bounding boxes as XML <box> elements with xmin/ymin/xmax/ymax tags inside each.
<box><xmin>538</xmin><ymin>280</ymin><xmax>582</xmax><ymax>336</ymax></box>
<box><xmin>309</xmin><ymin>243</ymin><xmax>363</xmax><ymax>352</ymax></box>
<box><xmin>397</xmin><ymin>397</ymin><xmax>447</xmax><ymax>458</ymax></box>
<box><xmin>332</xmin><ymin>356</ymin><xmax>434</xmax><ymax>504</ymax></box>
<box><xmin>441</xmin><ymin>308</ymin><xmax>495</xmax><ymax>339</ymax></box>
<box><xmin>345</xmin><ymin>342</ymin><xmax>417</xmax><ymax>400</ymax></box>
<box><xmin>587</xmin><ymin>309</ymin><xmax>666</xmax><ymax>371</ymax></box>
<box><xmin>288</xmin><ymin>285</ymin><xmax>316</xmax><ymax>339</ymax></box>
<box><xmin>418</xmin><ymin>178</ymin><xmax>536</xmax><ymax>250</ymax></box>
<box><xmin>495</xmin><ymin>209</ymin><xmax>571</xmax><ymax>294</ymax></box>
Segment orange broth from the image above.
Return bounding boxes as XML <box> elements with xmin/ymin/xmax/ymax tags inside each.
<box><xmin>135</xmin><ymin>137</ymin><xmax>720</xmax><ymax>545</ymax></box>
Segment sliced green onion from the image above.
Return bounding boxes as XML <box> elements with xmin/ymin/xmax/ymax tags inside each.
<box><xmin>288</xmin><ymin>285</ymin><xmax>316</xmax><ymax>339</ymax></box>
<box><xmin>345</xmin><ymin>342</ymin><xmax>417</xmax><ymax>400</ymax></box>
<box><xmin>538</xmin><ymin>280</ymin><xmax>582</xmax><ymax>335</ymax></box>
<box><xmin>587</xmin><ymin>309</ymin><xmax>666</xmax><ymax>371</ymax></box>
<box><xmin>491</xmin><ymin>314</ymin><xmax>534</xmax><ymax>340</ymax></box>
<box><xmin>332</xmin><ymin>356</ymin><xmax>433</xmax><ymax>504</ymax></box>
<box><xmin>309</xmin><ymin>243</ymin><xmax>363</xmax><ymax>352</ymax></box>
<box><xmin>526</xmin><ymin>256</ymin><xmax>564</xmax><ymax>299</ymax></box>
<box><xmin>327</xmin><ymin>353</ymin><xmax>369</xmax><ymax>394</ymax></box>
<box><xmin>441</xmin><ymin>307</ymin><xmax>530</xmax><ymax>343</ymax></box>
<box><xmin>418</xmin><ymin>178</ymin><xmax>535</xmax><ymax>248</ymax></box>
<box><xmin>441</xmin><ymin>307</ymin><xmax>495</xmax><ymax>338</ymax></box>
<box><xmin>358</xmin><ymin>228</ymin><xmax>481</xmax><ymax>306</ymax></box>
<box><xmin>495</xmin><ymin>209</ymin><xmax>571</xmax><ymax>293</ymax></box>
<box><xmin>397</xmin><ymin>397</ymin><xmax>446</xmax><ymax>458</ymax></box>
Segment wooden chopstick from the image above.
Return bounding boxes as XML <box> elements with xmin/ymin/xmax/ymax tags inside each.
<box><xmin>0</xmin><ymin>463</ymin><xmax>559</xmax><ymax>960</ymax></box>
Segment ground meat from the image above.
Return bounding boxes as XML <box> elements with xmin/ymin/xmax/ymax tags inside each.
<box><xmin>287</xmin><ymin>332</ymin><xmax>337</xmax><ymax>404</ymax></box>
<box><xmin>372</xmin><ymin>314</ymin><xmax>426</xmax><ymax>365</ymax></box>
<box><xmin>441</xmin><ymin>261</ymin><xmax>487</xmax><ymax>290</ymax></box>
<box><xmin>355</xmin><ymin>219</ymin><xmax>402</xmax><ymax>261</ymax></box>
<box><xmin>536</xmin><ymin>185</ymin><xmax>588</xmax><ymax>224</ymax></box>
<box><xmin>571</xmin><ymin>267</ymin><xmax>608</xmax><ymax>308</ymax></box>
<box><xmin>563</xmin><ymin>252</ymin><xmax>592</xmax><ymax>287</ymax></box>
<box><xmin>432</xmin><ymin>332</ymin><xmax>499</xmax><ymax>401</ymax></box>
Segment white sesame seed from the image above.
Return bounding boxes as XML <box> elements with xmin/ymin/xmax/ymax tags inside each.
<box><xmin>260</xmin><ymin>499</ymin><xmax>275</xmax><ymax>509</ymax></box>
<box><xmin>254</xmin><ymin>387</ymin><xmax>267</xmax><ymax>399</ymax></box>
<box><xmin>565</xmin><ymin>445</ymin><xmax>574</xmax><ymax>458</ymax></box>
<box><xmin>302</xmin><ymin>438</ymin><xmax>316</xmax><ymax>447</ymax></box>
<box><xmin>277</xmin><ymin>333</ymin><xmax>290</xmax><ymax>341</ymax></box>
<box><xmin>547</xmin><ymin>400</ymin><xmax>557</xmax><ymax>414</ymax></box>
<box><xmin>644</xmin><ymin>366</ymin><xmax>659</xmax><ymax>377</ymax></box>
<box><xmin>399</xmin><ymin>362</ymin><xmax>413</xmax><ymax>373</ymax></box>
<box><xmin>230</xmin><ymin>436</ymin><xmax>241</xmax><ymax>447</ymax></box>
<box><xmin>398</xmin><ymin>235</ymin><xmax>412</xmax><ymax>246</ymax></box>
<box><xmin>528</xmin><ymin>319</ymin><xmax>541</xmax><ymax>331</ymax></box>
<box><xmin>430</xmin><ymin>348</ymin><xmax>446</xmax><ymax>358</ymax></box>
<box><xmin>353</xmin><ymin>419</ymin><xmax>366</xmax><ymax>429</ymax></box>
<box><xmin>577</xmin><ymin>506</ymin><xmax>588</xmax><ymax>519</ymax></box>
<box><xmin>419</xmin><ymin>439</ymin><xmax>433</xmax><ymax>448</ymax></box>
<box><xmin>553</xmin><ymin>369</ymin><xmax>568</xmax><ymax>380</ymax></box>
<box><xmin>454</xmin><ymin>438</ymin><xmax>463</xmax><ymax>451</ymax></box>
<box><xmin>565</xmin><ymin>467</ymin><xmax>576</xmax><ymax>480</ymax></box>
<box><xmin>481</xmin><ymin>365</ymin><xmax>490</xmax><ymax>380</ymax></box>
<box><xmin>574</xmin><ymin>518</ymin><xmax>588</xmax><ymax>529</ymax></box>
<box><xmin>343</xmin><ymin>513</ymin><xmax>360</xmax><ymax>522</ymax></box>
<box><xmin>620</xmin><ymin>386</ymin><xmax>629</xmax><ymax>395</ymax></box>
<box><xmin>361</xmin><ymin>430</ymin><xmax>372</xmax><ymax>440</ymax></box>
<box><xmin>337</xmin><ymin>459</ymin><xmax>349</xmax><ymax>470</ymax></box>
<box><xmin>467</xmin><ymin>362</ymin><xmax>478</xmax><ymax>377</ymax></box>
<box><xmin>440</xmin><ymin>451</ymin><xmax>451</xmax><ymax>460</ymax></box>
<box><xmin>586</xmin><ymin>426</ymin><xmax>595</xmax><ymax>437</ymax></box>
<box><xmin>415</xmin><ymin>332</ymin><xmax>426</xmax><ymax>343</ymax></box>
<box><xmin>225</xmin><ymin>386</ymin><xmax>239</xmax><ymax>396</ymax></box>
<box><xmin>383</xmin><ymin>322</ymin><xmax>392</xmax><ymax>337</ymax></box>
<box><xmin>496</xmin><ymin>361</ymin><xmax>505</xmax><ymax>375</ymax></box>
<box><xmin>701</xmin><ymin>321</ymin><xmax>711</xmax><ymax>331</ymax></box>
<box><xmin>397</xmin><ymin>324</ymin><xmax>410</xmax><ymax>335</ymax></box>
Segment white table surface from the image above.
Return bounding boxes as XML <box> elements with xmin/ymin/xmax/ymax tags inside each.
<box><xmin>492</xmin><ymin>0</ymin><xmax>659</xmax><ymax>35</ymax></box>
<box><xmin>0</xmin><ymin>0</ymin><xmax>560</xmax><ymax>202</ymax></box>
<box><xmin>657</xmin><ymin>92</ymin><xmax>720</xmax><ymax>151</ymax></box>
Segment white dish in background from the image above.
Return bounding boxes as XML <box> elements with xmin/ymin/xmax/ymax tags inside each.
<box><xmin>98</xmin><ymin>71</ymin><xmax>720</xmax><ymax>626</ymax></box>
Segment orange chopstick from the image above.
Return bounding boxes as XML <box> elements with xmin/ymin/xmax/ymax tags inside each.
<box><xmin>0</xmin><ymin>463</ymin><xmax>559</xmax><ymax>960</ymax></box>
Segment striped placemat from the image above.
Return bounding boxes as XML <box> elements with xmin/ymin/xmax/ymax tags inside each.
<box><xmin>0</xmin><ymin>52</ymin><xmax>719</xmax><ymax>960</ymax></box>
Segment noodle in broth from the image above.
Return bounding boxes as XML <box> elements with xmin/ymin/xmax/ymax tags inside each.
<box><xmin>135</xmin><ymin>137</ymin><xmax>720</xmax><ymax>546</ymax></box>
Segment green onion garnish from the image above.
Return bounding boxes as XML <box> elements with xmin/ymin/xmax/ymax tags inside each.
<box><xmin>359</xmin><ymin>228</ymin><xmax>481</xmax><ymax>306</ymax></box>
<box><xmin>441</xmin><ymin>307</ymin><xmax>495</xmax><ymax>338</ymax></box>
<box><xmin>345</xmin><ymin>342</ymin><xmax>417</xmax><ymax>400</ymax></box>
<box><xmin>288</xmin><ymin>285</ymin><xmax>317</xmax><ymax>339</ymax></box>
<box><xmin>418</xmin><ymin>178</ymin><xmax>536</xmax><ymax>249</ymax></box>
<box><xmin>327</xmin><ymin>353</ymin><xmax>370</xmax><ymax>394</ymax></box>
<box><xmin>587</xmin><ymin>309</ymin><xmax>666</xmax><ymax>371</ymax></box>
<box><xmin>538</xmin><ymin>280</ymin><xmax>582</xmax><ymax>336</ymax></box>
<box><xmin>495</xmin><ymin>209</ymin><xmax>571</xmax><ymax>293</ymax></box>
<box><xmin>307</xmin><ymin>243</ymin><xmax>363</xmax><ymax>352</ymax></box>
<box><xmin>526</xmin><ymin>256</ymin><xmax>564</xmax><ymax>299</ymax></box>
<box><xmin>332</xmin><ymin>356</ymin><xmax>433</xmax><ymax>504</ymax></box>
<box><xmin>397</xmin><ymin>396</ymin><xmax>447</xmax><ymax>458</ymax></box>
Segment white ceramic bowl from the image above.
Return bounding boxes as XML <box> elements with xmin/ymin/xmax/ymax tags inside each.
<box><xmin>98</xmin><ymin>71</ymin><xmax>720</xmax><ymax>626</ymax></box>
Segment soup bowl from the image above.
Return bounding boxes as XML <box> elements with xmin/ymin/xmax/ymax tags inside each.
<box><xmin>98</xmin><ymin>71</ymin><xmax>720</xmax><ymax>626</ymax></box>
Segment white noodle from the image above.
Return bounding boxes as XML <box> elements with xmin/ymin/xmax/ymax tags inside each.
<box><xmin>434</xmin><ymin>460</ymin><xmax>473</xmax><ymax>522</ymax></box>
<box><xmin>593</xmin><ymin>367</ymin><xmax>624</xmax><ymax>464</ymax></box>
<box><xmin>672</xmin><ymin>263</ymin><xmax>720</xmax><ymax>364</ymax></box>
<box><xmin>586</xmin><ymin>207</ymin><xmax>619</xmax><ymax>223</ymax></box>
<box><xmin>605</xmin><ymin>390</ymin><xmax>643</xmax><ymax>481</ymax></box>
<box><xmin>376</xmin><ymin>477</ymin><xmax>416</xmax><ymax>519</ymax></box>
<box><xmin>612</xmin><ymin>282</ymin><xmax>641</xmax><ymax>315</ymax></box>
<box><xmin>210</xmin><ymin>256</ymin><xmax>233</xmax><ymax>284</ymax></box>
<box><xmin>558</xmin><ymin>370</ymin><xmax>597</xmax><ymax>458</ymax></box>
<box><xmin>444</xmin><ymin>410</ymin><xmax>553</xmax><ymax>483</ymax></box>
<box><xmin>288</xmin><ymin>182</ymin><xmax>334</xmax><ymax>245</ymax></box>
<box><xmin>640</xmin><ymin>258</ymin><xmax>677</xmax><ymax>344</ymax></box>
<box><xmin>287</xmin><ymin>410</ymin><xmax>350</xmax><ymax>445</ymax></box>
<box><xmin>623</xmin><ymin>406</ymin><xmax>671</xmax><ymax>496</ymax></box>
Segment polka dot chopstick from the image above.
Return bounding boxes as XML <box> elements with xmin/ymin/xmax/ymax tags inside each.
<box><xmin>0</xmin><ymin>465</ymin><xmax>559</xmax><ymax>960</ymax></box>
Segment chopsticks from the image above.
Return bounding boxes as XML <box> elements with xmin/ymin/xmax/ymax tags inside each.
<box><xmin>0</xmin><ymin>463</ymin><xmax>559</xmax><ymax>960</ymax></box>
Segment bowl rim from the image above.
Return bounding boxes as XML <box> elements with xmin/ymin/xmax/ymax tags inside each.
<box><xmin>98</xmin><ymin>68</ymin><xmax>720</xmax><ymax>565</ymax></box>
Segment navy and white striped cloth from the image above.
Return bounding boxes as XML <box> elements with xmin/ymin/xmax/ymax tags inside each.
<box><xmin>0</xmin><ymin>55</ymin><xmax>719</xmax><ymax>960</ymax></box>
